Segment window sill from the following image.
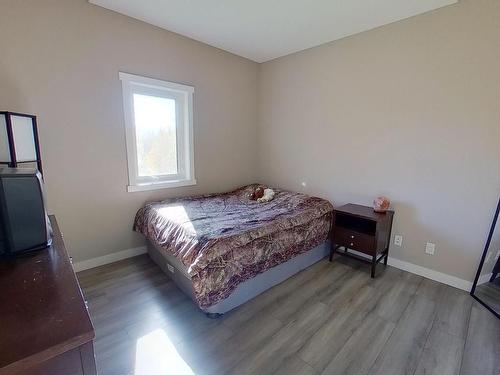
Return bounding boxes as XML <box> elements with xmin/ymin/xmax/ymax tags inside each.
<box><xmin>127</xmin><ymin>179</ymin><xmax>197</xmax><ymax>192</ymax></box>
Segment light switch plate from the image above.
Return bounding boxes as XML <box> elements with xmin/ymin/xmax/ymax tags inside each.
<box><xmin>425</xmin><ymin>242</ymin><xmax>435</xmax><ymax>255</ymax></box>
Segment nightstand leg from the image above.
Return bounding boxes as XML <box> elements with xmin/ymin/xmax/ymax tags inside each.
<box><xmin>371</xmin><ymin>255</ymin><xmax>376</xmax><ymax>278</ymax></box>
<box><xmin>329</xmin><ymin>230</ymin><xmax>335</xmax><ymax>262</ymax></box>
<box><xmin>384</xmin><ymin>248</ymin><xmax>388</xmax><ymax>266</ymax></box>
<box><xmin>330</xmin><ymin>245</ymin><xmax>341</xmax><ymax>262</ymax></box>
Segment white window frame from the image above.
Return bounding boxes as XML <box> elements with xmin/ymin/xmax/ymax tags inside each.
<box><xmin>119</xmin><ymin>72</ymin><xmax>195</xmax><ymax>192</ymax></box>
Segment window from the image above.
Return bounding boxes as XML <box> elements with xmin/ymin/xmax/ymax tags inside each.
<box><xmin>120</xmin><ymin>72</ymin><xmax>195</xmax><ymax>192</ymax></box>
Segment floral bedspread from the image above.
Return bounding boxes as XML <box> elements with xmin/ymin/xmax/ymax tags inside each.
<box><xmin>133</xmin><ymin>184</ymin><xmax>333</xmax><ymax>308</ymax></box>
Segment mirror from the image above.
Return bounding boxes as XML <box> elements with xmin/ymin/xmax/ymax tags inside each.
<box><xmin>471</xmin><ymin>197</ymin><xmax>500</xmax><ymax>318</ymax></box>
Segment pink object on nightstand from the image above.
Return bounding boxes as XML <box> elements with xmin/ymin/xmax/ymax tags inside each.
<box><xmin>373</xmin><ymin>196</ymin><xmax>390</xmax><ymax>213</ymax></box>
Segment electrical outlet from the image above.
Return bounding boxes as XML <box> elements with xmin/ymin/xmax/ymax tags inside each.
<box><xmin>425</xmin><ymin>242</ymin><xmax>435</xmax><ymax>255</ymax></box>
<box><xmin>394</xmin><ymin>235</ymin><xmax>403</xmax><ymax>247</ymax></box>
<box><xmin>167</xmin><ymin>264</ymin><xmax>175</xmax><ymax>273</ymax></box>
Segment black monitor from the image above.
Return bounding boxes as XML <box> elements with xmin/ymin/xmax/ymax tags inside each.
<box><xmin>0</xmin><ymin>168</ymin><xmax>52</xmax><ymax>256</ymax></box>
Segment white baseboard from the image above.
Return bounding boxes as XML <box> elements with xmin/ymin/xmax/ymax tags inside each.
<box><xmin>73</xmin><ymin>246</ymin><xmax>147</xmax><ymax>272</ymax></box>
<box><xmin>477</xmin><ymin>273</ymin><xmax>492</xmax><ymax>286</ymax></box>
<box><xmin>339</xmin><ymin>248</ymin><xmax>473</xmax><ymax>291</ymax></box>
<box><xmin>387</xmin><ymin>257</ymin><xmax>472</xmax><ymax>291</ymax></box>
<box><xmin>73</xmin><ymin>245</ymin><xmax>476</xmax><ymax>293</ymax></box>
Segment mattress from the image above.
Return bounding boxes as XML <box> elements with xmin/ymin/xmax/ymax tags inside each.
<box><xmin>147</xmin><ymin>240</ymin><xmax>330</xmax><ymax>314</ymax></box>
<box><xmin>134</xmin><ymin>184</ymin><xmax>333</xmax><ymax>308</ymax></box>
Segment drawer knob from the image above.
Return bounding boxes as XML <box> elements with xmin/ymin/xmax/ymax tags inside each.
<box><xmin>350</xmin><ymin>242</ymin><xmax>354</xmax><ymax>246</ymax></box>
<box><xmin>350</xmin><ymin>235</ymin><xmax>354</xmax><ymax>239</ymax></box>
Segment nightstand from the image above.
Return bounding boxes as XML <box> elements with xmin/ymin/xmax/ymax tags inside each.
<box><xmin>330</xmin><ymin>204</ymin><xmax>394</xmax><ymax>278</ymax></box>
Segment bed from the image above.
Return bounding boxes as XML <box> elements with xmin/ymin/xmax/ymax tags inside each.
<box><xmin>133</xmin><ymin>184</ymin><xmax>333</xmax><ymax>315</ymax></box>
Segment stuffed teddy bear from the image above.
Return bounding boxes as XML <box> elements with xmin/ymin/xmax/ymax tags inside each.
<box><xmin>257</xmin><ymin>188</ymin><xmax>275</xmax><ymax>203</ymax></box>
<box><xmin>247</xmin><ymin>185</ymin><xmax>275</xmax><ymax>202</ymax></box>
<box><xmin>254</xmin><ymin>186</ymin><xmax>265</xmax><ymax>199</ymax></box>
<box><xmin>248</xmin><ymin>185</ymin><xmax>264</xmax><ymax>200</ymax></box>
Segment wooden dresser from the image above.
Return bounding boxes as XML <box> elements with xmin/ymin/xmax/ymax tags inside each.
<box><xmin>330</xmin><ymin>204</ymin><xmax>394</xmax><ymax>278</ymax></box>
<box><xmin>0</xmin><ymin>216</ymin><xmax>96</xmax><ymax>375</ymax></box>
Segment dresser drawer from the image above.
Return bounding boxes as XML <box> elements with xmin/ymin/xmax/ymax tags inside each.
<box><xmin>333</xmin><ymin>227</ymin><xmax>375</xmax><ymax>255</ymax></box>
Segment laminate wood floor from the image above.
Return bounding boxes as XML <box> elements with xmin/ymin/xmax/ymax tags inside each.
<box><xmin>77</xmin><ymin>255</ymin><xmax>500</xmax><ymax>375</ymax></box>
<box><xmin>474</xmin><ymin>277</ymin><xmax>500</xmax><ymax>314</ymax></box>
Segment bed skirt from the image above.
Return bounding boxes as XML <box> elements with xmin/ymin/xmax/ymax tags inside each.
<box><xmin>147</xmin><ymin>240</ymin><xmax>330</xmax><ymax>315</ymax></box>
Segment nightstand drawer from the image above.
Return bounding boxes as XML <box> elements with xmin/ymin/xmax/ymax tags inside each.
<box><xmin>333</xmin><ymin>227</ymin><xmax>375</xmax><ymax>255</ymax></box>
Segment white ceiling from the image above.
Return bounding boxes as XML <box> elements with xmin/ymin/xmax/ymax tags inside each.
<box><xmin>89</xmin><ymin>0</ymin><xmax>457</xmax><ymax>63</ymax></box>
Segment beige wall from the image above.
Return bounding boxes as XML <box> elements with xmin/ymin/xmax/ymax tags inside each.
<box><xmin>0</xmin><ymin>0</ymin><xmax>259</xmax><ymax>262</ymax></box>
<box><xmin>1</xmin><ymin>0</ymin><xmax>498</xmax><ymax>282</ymax></box>
<box><xmin>258</xmin><ymin>0</ymin><xmax>500</xmax><ymax>281</ymax></box>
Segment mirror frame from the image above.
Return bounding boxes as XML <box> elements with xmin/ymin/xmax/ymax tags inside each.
<box><xmin>470</xmin><ymin>197</ymin><xmax>500</xmax><ymax>319</ymax></box>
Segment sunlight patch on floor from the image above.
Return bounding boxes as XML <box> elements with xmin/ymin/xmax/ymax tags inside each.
<box><xmin>135</xmin><ymin>329</ymin><xmax>195</xmax><ymax>375</ymax></box>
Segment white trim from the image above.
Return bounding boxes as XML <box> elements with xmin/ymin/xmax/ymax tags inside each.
<box><xmin>73</xmin><ymin>244</ymin><xmax>477</xmax><ymax>292</ymax></box>
<box><xmin>337</xmin><ymin>248</ymin><xmax>473</xmax><ymax>291</ymax></box>
<box><xmin>127</xmin><ymin>178</ymin><xmax>197</xmax><ymax>192</ymax></box>
<box><xmin>119</xmin><ymin>72</ymin><xmax>194</xmax><ymax>93</ymax></box>
<box><xmin>387</xmin><ymin>257</ymin><xmax>472</xmax><ymax>291</ymax></box>
<box><xmin>73</xmin><ymin>246</ymin><xmax>147</xmax><ymax>272</ymax></box>
<box><xmin>478</xmin><ymin>273</ymin><xmax>492</xmax><ymax>286</ymax></box>
<box><xmin>119</xmin><ymin>71</ymin><xmax>195</xmax><ymax>192</ymax></box>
